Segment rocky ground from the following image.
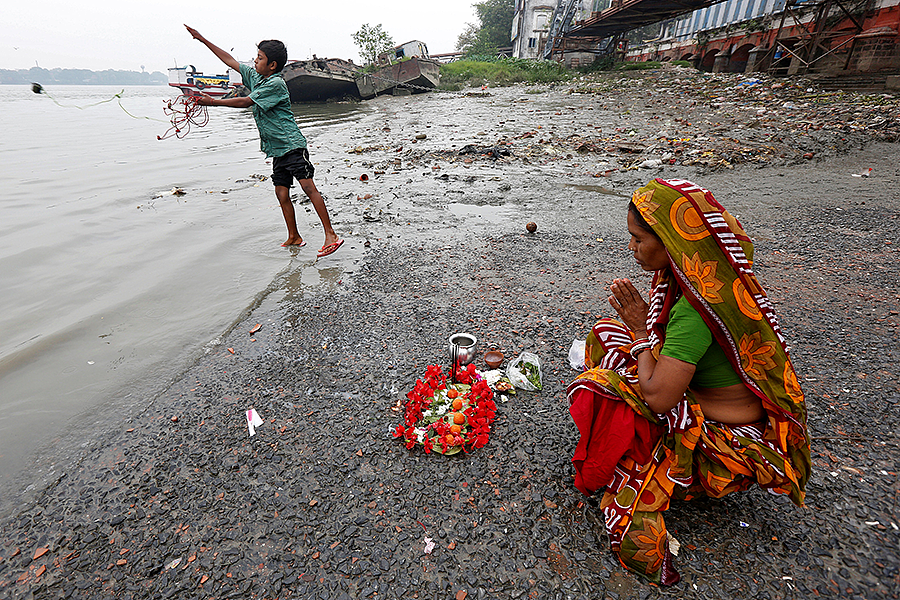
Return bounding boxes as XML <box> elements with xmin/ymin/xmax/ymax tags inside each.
<box><xmin>1</xmin><ymin>67</ymin><xmax>898</xmax><ymax>599</ymax></box>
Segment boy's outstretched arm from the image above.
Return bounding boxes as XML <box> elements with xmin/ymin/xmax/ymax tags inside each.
<box><xmin>195</xmin><ymin>94</ymin><xmax>254</xmax><ymax>108</ymax></box>
<box><xmin>184</xmin><ymin>25</ymin><xmax>240</xmax><ymax>71</ymax></box>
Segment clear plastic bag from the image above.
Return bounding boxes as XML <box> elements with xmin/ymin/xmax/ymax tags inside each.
<box><xmin>568</xmin><ymin>339</ymin><xmax>586</xmax><ymax>371</ymax></box>
<box><xmin>506</xmin><ymin>352</ymin><xmax>543</xmax><ymax>391</ymax></box>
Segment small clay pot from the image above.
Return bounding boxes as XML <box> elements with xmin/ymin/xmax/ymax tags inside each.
<box><xmin>484</xmin><ymin>351</ymin><xmax>504</xmax><ymax>370</ymax></box>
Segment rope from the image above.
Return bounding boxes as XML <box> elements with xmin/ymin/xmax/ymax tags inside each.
<box><xmin>157</xmin><ymin>95</ymin><xmax>209</xmax><ymax>140</ymax></box>
<box><xmin>31</xmin><ymin>82</ymin><xmax>168</xmax><ymax>122</ymax></box>
<box><xmin>31</xmin><ymin>83</ymin><xmax>183</xmax><ymax>132</ymax></box>
<box><xmin>32</xmin><ymin>82</ymin><xmax>124</xmax><ymax>109</ymax></box>
<box><xmin>31</xmin><ymin>82</ymin><xmax>212</xmax><ymax>140</ymax></box>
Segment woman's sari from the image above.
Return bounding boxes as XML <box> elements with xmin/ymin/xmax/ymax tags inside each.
<box><xmin>568</xmin><ymin>179</ymin><xmax>810</xmax><ymax>585</ymax></box>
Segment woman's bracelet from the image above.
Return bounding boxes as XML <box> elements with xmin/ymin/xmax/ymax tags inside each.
<box><xmin>629</xmin><ymin>339</ymin><xmax>652</xmax><ymax>359</ymax></box>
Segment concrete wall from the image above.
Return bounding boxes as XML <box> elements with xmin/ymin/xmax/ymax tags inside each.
<box><xmin>512</xmin><ymin>0</ymin><xmax>556</xmax><ymax>59</ymax></box>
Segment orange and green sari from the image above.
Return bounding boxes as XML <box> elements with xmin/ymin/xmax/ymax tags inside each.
<box><xmin>568</xmin><ymin>179</ymin><xmax>810</xmax><ymax>585</ymax></box>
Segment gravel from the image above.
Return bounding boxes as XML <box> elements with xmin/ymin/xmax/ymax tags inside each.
<box><xmin>1</xmin><ymin>68</ymin><xmax>898</xmax><ymax>599</ymax></box>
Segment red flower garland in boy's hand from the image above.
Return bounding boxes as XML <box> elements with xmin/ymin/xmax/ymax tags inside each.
<box><xmin>393</xmin><ymin>364</ymin><xmax>496</xmax><ymax>454</ymax></box>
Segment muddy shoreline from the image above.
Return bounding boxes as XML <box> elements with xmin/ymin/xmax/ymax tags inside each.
<box><xmin>1</xmin><ymin>69</ymin><xmax>898</xmax><ymax>599</ymax></box>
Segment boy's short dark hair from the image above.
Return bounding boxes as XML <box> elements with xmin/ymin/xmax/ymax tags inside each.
<box><xmin>258</xmin><ymin>40</ymin><xmax>288</xmax><ymax>72</ymax></box>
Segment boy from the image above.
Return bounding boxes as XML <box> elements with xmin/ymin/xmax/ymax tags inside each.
<box><xmin>184</xmin><ymin>25</ymin><xmax>343</xmax><ymax>256</ymax></box>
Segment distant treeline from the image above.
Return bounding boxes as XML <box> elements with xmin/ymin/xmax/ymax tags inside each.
<box><xmin>0</xmin><ymin>67</ymin><xmax>168</xmax><ymax>85</ymax></box>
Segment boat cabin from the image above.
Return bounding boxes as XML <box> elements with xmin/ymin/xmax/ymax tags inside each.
<box><xmin>377</xmin><ymin>41</ymin><xmax>431</xmax><ymax>65</ymax></box>
<box><xmin>168</xmin><ymin>65</ymin><xmax>241</xmax><ymax>97</ymax></box>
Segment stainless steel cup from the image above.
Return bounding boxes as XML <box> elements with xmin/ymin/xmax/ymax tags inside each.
<box><xmin>449</xmin><ymin>333</ymin><xmax>478</xmax><ymax>367</ymax></box>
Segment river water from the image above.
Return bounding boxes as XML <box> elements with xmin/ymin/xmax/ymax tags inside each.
<box><xmin>0</xmin><ymin>81</ymin><xmax>634</xmax><ymax>511</ymax></box>
<box><xmin>0</xmin><ymin>85</ymin><xmax>371</xmax><ymax>490</ymax></box>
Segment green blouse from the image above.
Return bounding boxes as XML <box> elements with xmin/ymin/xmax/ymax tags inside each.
<box><xmin>660</xmin><ymin>295</ymin><xmax>741</xmax><ymax>388</ymax></box>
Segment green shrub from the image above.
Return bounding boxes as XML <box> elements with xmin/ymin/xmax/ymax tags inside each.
<box><xmin>439</xmin><ymin>58</ymin><xmax>570</xmax><ymax>88</ymax></box>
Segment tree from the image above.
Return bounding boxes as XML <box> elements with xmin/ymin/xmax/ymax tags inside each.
<box><xmin>456</xmin><ymin>0</ymin><xmax>514</xmax><ymax>55</ymax></box>
<box><xmin>352</xmin><ymin>24</ymin><xmax>395</xmax><ymax>65</ymax></box>
<box><xmin>456</xmin><ymin>23</ymin><xmax>479</xmax><ymax>53</ymax></box>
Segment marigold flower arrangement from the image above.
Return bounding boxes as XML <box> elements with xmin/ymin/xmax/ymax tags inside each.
<box><xmin>393</xmin><ymin>363</ymin><xmax>497</xmax><ymax>455</ymax></box>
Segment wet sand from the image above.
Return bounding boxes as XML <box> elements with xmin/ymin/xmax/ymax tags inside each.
<box><xmin>1</xmin><ymin>68</ymin><xmax>898</xmax><ymax>599</ymax></box>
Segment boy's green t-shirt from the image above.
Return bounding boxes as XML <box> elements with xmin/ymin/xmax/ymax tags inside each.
<box><xmin>660</xmin><ymin>295</ymin><xmax>741</xmax><ymax>388</ymax></box>
<box><xmin>239</xmin><ymin>63</ymin><xmax>306</xmax><ymax>158</ymax></box>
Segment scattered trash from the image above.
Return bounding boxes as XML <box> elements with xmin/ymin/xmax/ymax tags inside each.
<box><xmin>359</xmin><ymin>174</ymin><xmax>369</xmax><ymax>181</ymax></box>
<box><xmin>458</xmin><ymin>143</ymin><xmax>512</xmax><ymax>159</ymax></box>
<box><xmin>164</xmin><ymin>557</ymin><xmax>181</xmax><ymax>570</ymax></box>
<box><xmin>246</xmin><ymin>408</ymin><xmax>263</xmax><ymax>437</ymax></box>
<box><xmin>249</xmin><ymin>323</ymin><xmax>262</xmax><ymax>335</ymax></box>
<box><xmin>423</xmin><ymin>537</ymin><xmax>435</xmax><ymax>554</ymax></box>
<box><xmin>739</xmin><ymin>521</ymin><xmax>750</xmax><ymax>527</ymax></box>
<box><xmin>851</xmin><ymin>167</ymin><xmax>873</xmax><ymax>177</ymax></box>
<box><xmin>507</xmin><ymin>352</ymin><xmax>543</xmax><ymax>391</ymax></box>
<box><xmin>568</xmin><ymin>340</ymin><xmax>586</xmax><ymax>371</ymax></box>
<box><xmin>170</xmin><ymin>187</ymin><xmax>186</xmax><ymax>196</ymax></box>
<box><xmin>633</xmin><ymin>158</ymin><xmax>663</xmax><ymax>169</ymax></box>
<box><xmin>526</xmin><ymin>221</ymin><xmax>538</xmax><ymax>233</ymax></box>
<box><xmin>667</xmin><ymin>531</ymin><xmax>681</xmax><ymax>556</ymax></box>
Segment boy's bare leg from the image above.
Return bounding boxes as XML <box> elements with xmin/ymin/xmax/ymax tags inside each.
<box><xmin>298</xmin><ymin>179</ymin><xmax>340</xmax><ymax>247</ymax></box>
<box><xmin>274</xmin><ymin>185</ymin><xmax>304</xmax><ymax>246</ymax></box>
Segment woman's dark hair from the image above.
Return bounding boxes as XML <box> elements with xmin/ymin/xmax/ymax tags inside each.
<box><xmin>258</xmin><ymin>40</ymin><xmax>288</xmax><ymax>72</ymax></box>
<box><xmin>628</xmin><ymin>201</ymin><xmax>660</xmax><ymax>238</ymax></box>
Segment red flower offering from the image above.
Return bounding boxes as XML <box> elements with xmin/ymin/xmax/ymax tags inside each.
<box><xmin>393</xmin><ymin>364</ymin><xmax>497</xmax><ymax>455</ymax></box>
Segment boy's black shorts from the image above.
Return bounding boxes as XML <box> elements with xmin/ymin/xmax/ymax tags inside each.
<box><xmin>272</xmin><ymin>148</ymin><xmax>315</xmax><ymax>187</ymax></box>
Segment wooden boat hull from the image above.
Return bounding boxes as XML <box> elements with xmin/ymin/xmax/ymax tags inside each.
<box><xmin>282</xmin><ymin>59</ymin><xmax>360</xmax><ymax>102</ymax></box>
<box><xmin>356</xmin><ymin>57</ymin><xmax>440</xmax><ymax>99</ymax></box>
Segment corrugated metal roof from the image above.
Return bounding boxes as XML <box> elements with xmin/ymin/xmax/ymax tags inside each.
<box><xmin>565</xmin><ymin>0</ymin><xmax>731</xmax><ymax>38</ymax></box>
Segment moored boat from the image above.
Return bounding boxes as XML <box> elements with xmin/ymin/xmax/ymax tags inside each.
<box><xmin>168</xmin><ymin>65</ymin><xmax>239</xmax><ymax>97</ymax></box>
<box><xmin>281</xmin><ymin>58</ymin><xmax>360</xmax><ymax>102</ymax></box>
<box><xmin>356</xmin><ymin>56</ymin><xmax>441</xmax><ymax>99</ymax></box>
<box><xmin>356</xmin><ymin>41</ymin><xmax>440</xmax><ymax>99</ymax></box>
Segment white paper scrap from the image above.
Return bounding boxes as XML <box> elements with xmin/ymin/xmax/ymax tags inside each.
<box><xmin>247</xmin><ymin>408</ymin><xmax>264</xmax><ymax>437</ymax></box>
<box><xmin>423</xmin><ymin>537</ymin><xmax>435</xmax><ymax>554</ymax></box>
<box><xmin>667</xmin><ymin>531</ymin><xmax>680</xmax><ymax>556</ymax></box>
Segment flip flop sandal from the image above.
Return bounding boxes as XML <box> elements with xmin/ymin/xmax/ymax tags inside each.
<box><xmin>317</xmin><ymin>238</ymin><xmax>344</xmax><ymax>258</ymax></box>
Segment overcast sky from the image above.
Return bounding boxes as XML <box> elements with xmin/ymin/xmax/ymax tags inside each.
<box><xmin>1</xmin><ymin>1</ymin><xmax>480</xmax><ymax>73</ymax></box>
